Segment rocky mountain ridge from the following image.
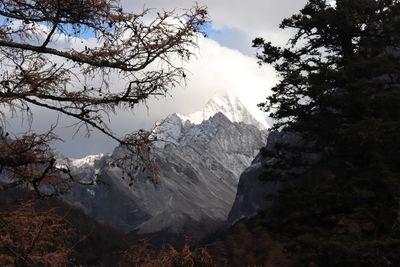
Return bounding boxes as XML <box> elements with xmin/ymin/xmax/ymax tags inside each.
<box><xmin>63</xmin><ymin>92</ymin><xmax>268</xmax><ymax>237</ymax></box>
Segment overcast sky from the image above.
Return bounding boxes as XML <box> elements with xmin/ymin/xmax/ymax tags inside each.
<box><xmin>6</xmin><ymin>0</ymin><xmax>308</xmax><ymax>158</ymax></box>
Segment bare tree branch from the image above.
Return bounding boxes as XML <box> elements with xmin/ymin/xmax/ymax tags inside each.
<box><xmin>0</xmin><ymin>1</ymin><xmax>208</xmax><ymax>193</ymax></box>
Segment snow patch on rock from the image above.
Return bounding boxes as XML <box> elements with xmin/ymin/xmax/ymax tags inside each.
<box><xmin>70</xmin><ymin>154</ymin><xmax>104</xmax><ymax>168</ymax></box>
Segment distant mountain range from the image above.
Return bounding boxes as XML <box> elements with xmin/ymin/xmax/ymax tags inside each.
<box><xmin>61</xmin><ymin>92</ymin><xmax>268</xmax><ymax>239</ymax></box>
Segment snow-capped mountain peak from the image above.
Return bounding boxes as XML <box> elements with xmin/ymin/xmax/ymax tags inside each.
<box><xmin>177</xmin><ymin>91</ymin><xmax>268</xmax><ymax>129</ymax></box>
<box><xmin>152</xmin><ymin>113</ymin><xmax>184</xmax><ymax>146</ymax></box>
<box><xmin>70</xmin><ymin>154</ymin><xmax>104</xmax><ymax>168</ymax></box>
<box><xmin>152</xmin><ymin>91</ymin><xmax>268</xmax><ymax>148</ymax></box>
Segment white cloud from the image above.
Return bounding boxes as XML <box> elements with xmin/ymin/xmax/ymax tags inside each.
<box><xmin>178</xmin><ymin>37</ymin><xmax>277</xmax><ymax>126</ymax></box>
<box><xmin>122</xmin><ymin>0</ymin><xmax>307</xmax><ymax>49</ymax></box>
<box><xmin>82</xmin><ymin>37</ymin><xmax>277</xmax><ymax>156</ymax></box>
<box><xmin>5</xmin><ymin>1</ymin><xmax>310</xmax><ymax>157</ymax></box>
<box><xmin>5</xmin><ymin>36</ymin><xmax>277</xmax><ymax>157</ymax></box>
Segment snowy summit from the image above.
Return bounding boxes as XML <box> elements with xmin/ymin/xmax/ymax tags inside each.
<box><xmin>177</xmin><ymin>91</ymin><xmax>269</xmax><ymax>129</ymax></box>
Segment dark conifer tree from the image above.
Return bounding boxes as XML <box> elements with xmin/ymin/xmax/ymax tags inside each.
<box><xmin>256</xmin><ymin>0</ymin><xmax>400</xmax><ymax>152</ymax></box>
<box><xmin>254</xmin><ymin>1</ymin><xmax>400</xmax><ymax>266</ymax></box>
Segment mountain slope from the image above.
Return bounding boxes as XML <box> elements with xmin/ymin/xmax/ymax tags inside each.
<box><xmin>64</xmin><ymin>92</ymin><xmax>267</xmax><ymax>237</ymax></box>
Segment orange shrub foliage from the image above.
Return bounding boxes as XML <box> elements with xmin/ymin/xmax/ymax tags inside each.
<box><xmin>0</xmin><ymin>199</ymin><xmax>76</xmax><ymax>266</ymax></box>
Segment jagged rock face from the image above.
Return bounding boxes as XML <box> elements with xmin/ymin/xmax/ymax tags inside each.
<box><xmin>227</xmin><ymin>131</ymin><xmax>322</xmax><ymax>225</ymax></box>
<box><xmin>64</xmin><ymin>93</ymin><xmax>267</xmax><ymax>235</ymax></box>
<box><xmin>227</xmin><ymin>131</ymin><xmax>282</xmax><ymax>226</ymax></box>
